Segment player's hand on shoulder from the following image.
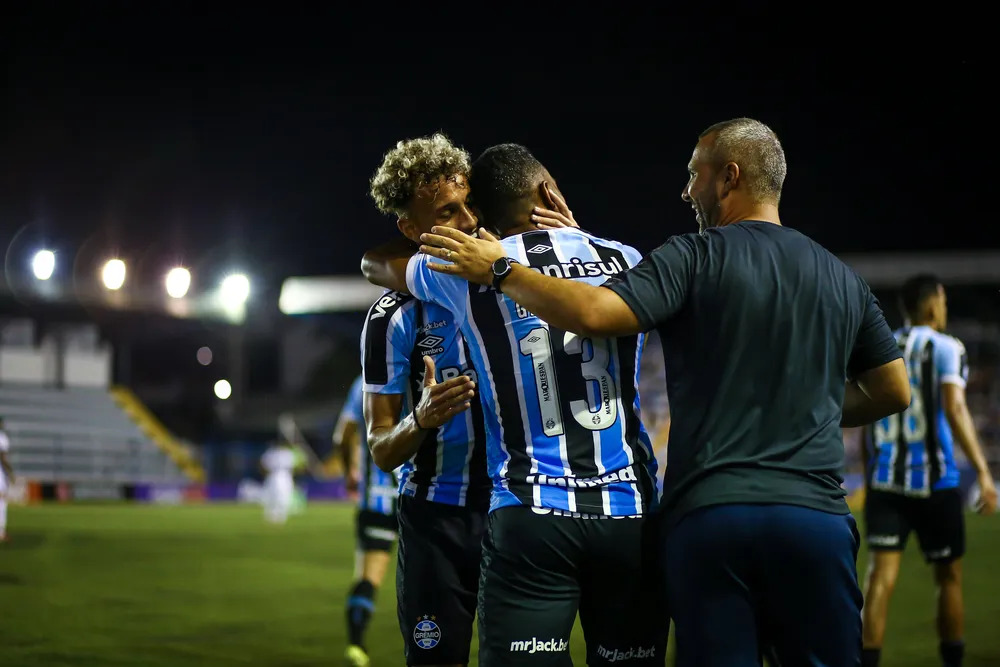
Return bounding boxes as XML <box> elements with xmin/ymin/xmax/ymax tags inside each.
<box><xmin>414</xmin><ymin>356</ymin><xmax>476</xmax><ymax>429</ymax></box>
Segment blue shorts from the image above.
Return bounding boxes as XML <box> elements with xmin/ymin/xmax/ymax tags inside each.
<box><xmin>664</xmin><ymin>503</ymin><xmax>862</xmax><ymax>667</ymax></box>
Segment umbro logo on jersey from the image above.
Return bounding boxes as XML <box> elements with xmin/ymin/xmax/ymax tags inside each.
<box><xmin>417</xmin><ymin>333</ymin><xmax>445</xmax><ymax>357</ymax></box>
<box><xmin>526</xmin><ymin>243</ymin><xmax>553</xmax><ymax>254</ymax></box>
<box><xmin>418</xmin><ymin>335</ymin><xmax>444</xmax><ymax>349</ymax></box>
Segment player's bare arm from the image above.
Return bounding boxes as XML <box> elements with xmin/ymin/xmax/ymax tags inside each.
<box><xmin>942</xmin><ymin>383</ymin><xmax>998</xmax><ymax>514</ymax></box>
<box><xmin>333</xmin><ymin>413</ymin><xmax>361</xmax><ymax>495</ymax></box>
<box><xmin>841</xmin><ymin>358</ymin><xmax>911</xmax><ymax>427</ymax></box>
<box><xmin>419</xmin><ymin>226</ymin><xmax>642</xmax><ymax>338</ymax></box>
<box><xmin>365</xmin><ymin>356</ymin><xmax>475</xmax><ymax>472</ymax></box>
<box><xmin>360</xmin><ymin>237</ymin><xmax>418</xmax><ymax>294</ymax></box>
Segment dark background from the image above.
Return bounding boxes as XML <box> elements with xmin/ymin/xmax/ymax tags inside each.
<box><xmin>0</xmin><ymin>5</ymin><xmax>992</xmax><ymax>444</ymax></box>
<box><xmin>2</xmin><ymin>6</ymin><xmax>987</xmax><ymax>288</ymax></box>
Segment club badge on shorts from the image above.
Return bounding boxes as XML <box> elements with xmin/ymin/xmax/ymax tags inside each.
<box><xmin>414</xmin><ymin>615</ymin><xmax>442</xmax><ymax>649</ymax></box>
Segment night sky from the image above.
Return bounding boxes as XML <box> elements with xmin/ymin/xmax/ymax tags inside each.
<box><xmin>2</xmin><ymin>6</ymin><xmax>989</xmax><ymax>297</ymax></box>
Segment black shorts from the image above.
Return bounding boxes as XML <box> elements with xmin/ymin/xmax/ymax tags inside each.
<box><xmin>865</xmin><ymin>488</ymin><xmax>965</xmax><ymax>562</ymax></box>
<box><xmin>396</xmin><ymin>495</ymin><xmax>487</xmax><ymax>666</ymax></box>
<box><xmin>477</xmin><ymin>506</ymin><xmax>668</xmax><ymax>666</ymax></box>
<box><xmin>356</xmin><ymin>508</ymin><xmax>398</xmax><ymax>553</ymax></box>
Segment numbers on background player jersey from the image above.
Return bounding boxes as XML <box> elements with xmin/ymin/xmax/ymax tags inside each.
<box><xmin>874</xmin><ymin>384</ymin><xmax>927</xmax><ymax>445</ymax></box>
<box><xmin>518</xmin><ymin>327</ymin><xmax>619</xmax><ymax>436</ymax></box>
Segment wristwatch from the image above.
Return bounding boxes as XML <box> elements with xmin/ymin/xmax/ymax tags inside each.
<box><xmin>491</xmin><ymin>257</ymin><xmax>520</xmax><ymax>292</ymax></box>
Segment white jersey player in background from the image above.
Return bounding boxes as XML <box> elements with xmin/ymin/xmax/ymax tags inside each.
<box><xmin>0</xmin><ymin>417</ymin><xmax>15</xmax><ymax>543</ymax></box>
<box><xmin>260</xmin><ymin>442</ymin><xmax>300</xmax><ymax>524</ymax></box>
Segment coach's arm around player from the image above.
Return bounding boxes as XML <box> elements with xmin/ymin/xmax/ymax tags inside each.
<box><xmin>365</xmin><ymin>356</ymin><xmax>474</xmax><ymax>473</ymax></box>
<box><xmin>418</xmin><ymin>223</ymin><xmax>911</xmax><ymax>426</ymax></box>
<box><xmin>417</xmin><ymin>225</ymin><xmax>643</xmax><ymax>338</ymax></box>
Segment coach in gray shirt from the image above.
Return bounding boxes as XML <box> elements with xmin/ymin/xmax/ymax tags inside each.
<box><xmin>417</xmin><ymin>118</ymin><xmax>910</xmax><ymax>666</ymax></box>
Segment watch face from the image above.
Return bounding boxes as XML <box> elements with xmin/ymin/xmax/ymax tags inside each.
<box><xmin>492</xmin><ymin>257</ymin><xmax>510</xmax><ymax>275</ymax></box>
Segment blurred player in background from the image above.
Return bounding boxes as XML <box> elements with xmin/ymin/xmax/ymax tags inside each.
<box><xmin>862</xmin><ymin>275</ymin><xmax>998</xmax><ymax>667</ymax></box>
<box><xmin>0</xmin><ymin>417</ymin><xmax>14</xmax><ymax>543</ymax></box>
<box><xmin>260</xmin><ymin>440</ymin><xmax>300</xmax><ymax>525</ymax></box>
<box><xmin>337</xmin><ymin>373</ymin><xmax>398</xmax><ymax>667</ymax></box>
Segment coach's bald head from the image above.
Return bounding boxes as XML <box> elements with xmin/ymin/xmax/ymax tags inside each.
<box><xmin>683</xmin><ymin>118</ymin><xmax>785</xmax><ymax>233</ymax></box>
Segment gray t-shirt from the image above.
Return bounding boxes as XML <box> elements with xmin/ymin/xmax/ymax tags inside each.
<box><xmin>606</xmin><ymin>221</ymin><xmax>900</xmax><ymax>524</ymax></box>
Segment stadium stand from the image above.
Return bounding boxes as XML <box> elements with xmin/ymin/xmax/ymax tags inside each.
<box><xmin>0</xmin><ymin>384</ymin><xmax>199</xmax><ymax>484</ymax></box>
<box><xmin>0</xmin><ymin>318</ymin><xmax>203</xmax><ymax>487</ymax></box>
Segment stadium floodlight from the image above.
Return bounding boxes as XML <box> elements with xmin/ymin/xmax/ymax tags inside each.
<box><xmin>279</xmin><ymin>276</ymin><xmax>387</xmax><ymax>314</ymax></box>
<box><xmin>102</xmin><ymin>259</ymin><xmax>127</xmax><ymax>290</ymax></box>
<box><xmin>165</xmin><ymin>267</ymin><xmax>191</xmax><ymax>299</ymax></box>
<box><xmin>219</xmin><ymin>273</ymin><xmax>250</xmax><ymax>309</ymax></box>
<box><xmin>32</xmin><ymin>250</ymin><xmax>56</xmax><ymax>280</ymax></box>
<box><xmin>214</xmin><ymin>379</ymin><xmax>232</xmax><ymax>400</ymax></box>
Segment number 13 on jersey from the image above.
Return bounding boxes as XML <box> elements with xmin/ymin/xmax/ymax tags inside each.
<box><xmin>518</xmin><ymin>327</ymin><xmax>619</xmax><ymax>437</ymax></box>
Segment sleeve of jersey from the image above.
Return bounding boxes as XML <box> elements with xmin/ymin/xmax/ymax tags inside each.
<box><xmin>936</xmin><ymin>337</ymin><xmax>969</xmax><ymax>388</ymax></box>
<box><xmin>848</xmin><ymin>286</ymin><xmax>902</xmax><ymax>377</ymax></box>
<box><xmin>404</xmin><ymin>253</ymin><xmax>469</xmax><ymax>323</ymax></box>
<box><xmin>361</xmin><ymin>307</ymin><xmax>413</xmax><ymax>395</ymax></box>
<box><xmin>338</xmin><ymin>377</ymin><xmax>366</xmax><ymax>423</ymax></box>
<box><xmin>604</xmin><ymin>236</ymin><xmax>695</xmax><ymax>331</ymax></box>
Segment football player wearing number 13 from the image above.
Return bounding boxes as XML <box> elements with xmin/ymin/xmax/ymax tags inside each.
<box><xmin>362</xmin><ymin>143</ymin><xmax>667</xmax><ymax>666</ymax></box>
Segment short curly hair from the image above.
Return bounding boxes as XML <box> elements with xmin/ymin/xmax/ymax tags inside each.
<box><xmin>369</xmin><ymin>133</ymin><xmax>472</xmax><ymax>217</ymax></box>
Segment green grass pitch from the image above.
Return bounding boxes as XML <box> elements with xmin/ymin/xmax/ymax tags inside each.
<box><xmin>1</xmin><ymin>503</ymin><xmax>998</xmax><ymax>665</ymax></box>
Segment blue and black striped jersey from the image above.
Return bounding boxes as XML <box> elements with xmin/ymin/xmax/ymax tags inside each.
<box><xmin>360</xmin><ymin>291</ymin><xmax>490</xmax><ymax>508</ymax></box>
<box><xmin>869</xmin><ymin>326</ymin><xmax>968</xmax><ymax>496</ymax></box>
<box><xmin>406</xmin><ymin>228</ymin><xmax>658</xmax><ymax>517</ymax></box>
